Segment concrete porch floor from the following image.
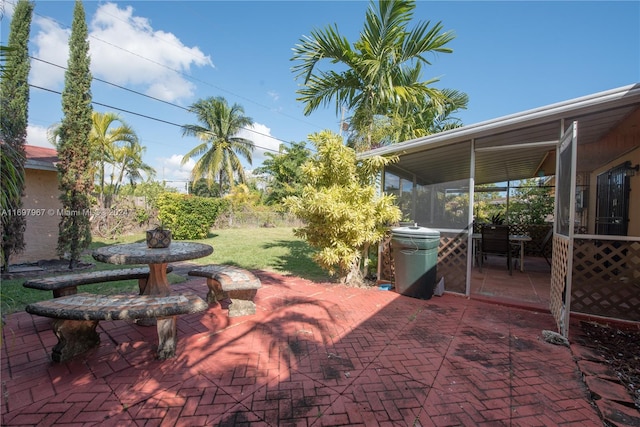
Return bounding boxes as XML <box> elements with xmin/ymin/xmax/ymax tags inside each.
<box><xmin>471</xmin><ymin>255</ymin><xmax>552</xmax><ymax>311</ymax></box>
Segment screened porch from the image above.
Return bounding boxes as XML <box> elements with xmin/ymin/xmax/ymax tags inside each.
<box><xmin>364</xmin><ymin>84</ymin><xmax>640</xmax><ymax>336</ymax></box>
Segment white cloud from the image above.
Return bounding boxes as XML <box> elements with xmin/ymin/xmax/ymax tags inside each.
<box><xmin>158</xmin><ymin>153</ymin><xmax>193</xmax><ymax>179</ymax></box>
<box><xmin>26</xmin><ymin>125</ymin><xmax>55</xmax><ymax>148</ymax></box>
<box><xmin>156</xmin><ymin>154</ymin><xmax>194</xmax><ymax>193</ymax></box>
<box><xmin>146</xmin><ymin>74</ymin><xmax>196</xmax><ymax>102</ymax></box>
<box><xmin>237</xmin><ymin>123</ymin><xmax>282</xmax><ymax>167</ymax></box>
<box><xmin>30</xmin><ymin>17</ymin><xmax>69</xmax><ymax>88</ymax></box>
<box><xmin>2</xmin><ymin>1</ymin><xmax>15</xmax><ymax>19</ymax></box>
<box><xmin>30</xmin><ymin>2</ymin><xmax>213</xmax><ymax>103</ymax></box>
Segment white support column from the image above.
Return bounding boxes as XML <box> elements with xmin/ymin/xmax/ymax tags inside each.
<box><xmin>411</xmin><ymin>175</ymin><xmax>417</xmax><ymax>223</ymax></box>
<box><xmin>466</xmin><ymin>139</ymin><xmax>476</xmax><ymax>297</ymax></box>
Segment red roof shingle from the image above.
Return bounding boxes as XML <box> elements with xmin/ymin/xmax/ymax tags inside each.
<box><xmin>24</xmin><ymin>145</ymin><xmax>58</xmax><ymax>170</ymax></box>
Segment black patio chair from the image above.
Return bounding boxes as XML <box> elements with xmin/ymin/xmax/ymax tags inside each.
<box><xmin>530</xmin><ymin>228</ymin><xmax>553</xmax><ymax>266</ymax></box>
<box><xmin>479</xmin><ymin>224</ymin><xmax>519</xmax><ymax>275</ymax></box>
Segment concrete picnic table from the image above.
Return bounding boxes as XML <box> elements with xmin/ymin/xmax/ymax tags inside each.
<box><xmin>92</xmin><ymin>242</ymin><xmax>213</xmax><ymax>296</ymax></box>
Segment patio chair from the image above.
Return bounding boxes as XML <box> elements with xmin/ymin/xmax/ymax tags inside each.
<box><xmin>479</xmin><ymin>225</ymin><xmax>518</xmax><ymax>275</ymax></box>
<box><xmin>530</xmin><ymin>228</ymin><xmax>553</xmax><ymax>266</ymax></box>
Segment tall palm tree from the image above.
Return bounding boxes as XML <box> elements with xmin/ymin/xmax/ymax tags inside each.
<box><xmin>291</xmin><ymin>0</ymin><xmax>459</xmax><ymax>149</ymax></box>
<box><xmin>181</xmin><ymin>96</ymin><xmax>254</xmax><ymax>192</ymax></box>
<box><xmin>89</xmin><ymin>112</ymin><xmax>137</xmax><ymax>204</ymax></box>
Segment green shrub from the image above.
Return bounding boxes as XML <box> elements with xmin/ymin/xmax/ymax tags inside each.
<box><xmin>134</xmin><ymin>207</ymin><xmax>150</xmax><ymax>225</ymax></box>
<box><xmin>156</xmin><ymin>193</ymin><xmax>227</xmax><ymax>239</ymax></box>
<box><xmin>283</xmin><ymin>130</ymin><xmax>401</xmax><ymax>285</ymax></box>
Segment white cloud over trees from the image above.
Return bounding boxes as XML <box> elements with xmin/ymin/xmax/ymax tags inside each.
<box><xmin>29</xmin><ymin>2</ymin><xmax>213</xmax><ymax>103</ymax></box>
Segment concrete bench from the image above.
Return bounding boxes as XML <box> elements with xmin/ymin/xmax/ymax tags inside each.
<box><xmin>188</xmin><ymin>265</ymin><xmax>261</xmax><ymax>318</ymax></box>
<box><xmin>23</xmin><ymin>266</ymin><xmax>173</xmax><ymax>298</ymax></box>
<box><xmin>25</xmin><ymin>292</ymin><xmax>208</xmax><ymax>362</ymax></box>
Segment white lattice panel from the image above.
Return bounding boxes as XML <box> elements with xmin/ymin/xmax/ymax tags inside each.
<box><xmin>550</xmin><ymin>236</ymin><xmax>570</xmax><ymax>333</ymax></box>
<box><xmin>571</xmin><ymin>239</ymin><xmax>640</xmax><ymax>322</ymax></box>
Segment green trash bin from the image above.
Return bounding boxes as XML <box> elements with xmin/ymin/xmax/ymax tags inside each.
<box><xmin>391</xmin><ymin>225</ymin><xmax>440</xmax><ymax>299</ymax></box>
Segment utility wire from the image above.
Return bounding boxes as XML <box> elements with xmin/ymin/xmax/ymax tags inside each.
<box><xmin>29</xmin><ymin>57</ymin><xmax>308</xmax><ymax>154</ymax></box>
<box><xmin>83</xmin><ymin>27</ymin><xmax>324</xmax><ymax>132</ymax></box>
<box><xmin>29</xmin><ymin>83</ymin><xmax>289</xmax><ymax>156</ymax></box>
<box><xmin>30</xmin><ymin>58</ymin><xmax>182</xmax><ymax>109</ymax></box>
<box><xmin>18</xmin><ymin>1</ymin><xmax>330</xmax><ymax>143</ymax></box>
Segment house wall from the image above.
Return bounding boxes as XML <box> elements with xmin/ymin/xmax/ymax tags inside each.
<box><xmin>625</xmin><ymin>149</ymin><xmax>640</xmax><ymax>237</ymax></box>
<box><xmin>10</xmin><ymin>168</ymin><xmax>62</xmax><ymax>264</ymax></box>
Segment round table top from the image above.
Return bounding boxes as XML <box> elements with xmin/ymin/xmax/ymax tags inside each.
<box><xmin>92</xmin><ymin>242</ymin><xmax>213</xmax><ymax>265</ymax></box>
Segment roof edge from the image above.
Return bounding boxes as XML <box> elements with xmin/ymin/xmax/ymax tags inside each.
<box><xmin>359</xmin><ymin>83</ymin><xmax>640</xmax><ymax>159</ymax></box>
<box><xmin>25</xmin><ymin>159</ymin><xmax>58</xmax><ymax>172</ymax></box>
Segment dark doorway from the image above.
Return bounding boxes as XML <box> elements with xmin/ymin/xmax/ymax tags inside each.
<box><xmin>596</xmin><ymin>162</ymin><xmax>632</xmax><ymax>236</ymax></box>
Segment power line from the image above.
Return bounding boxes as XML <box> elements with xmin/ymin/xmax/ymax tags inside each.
<box><xmin>19</xmin><ymin>2</ymin><xmax>329</xmax><ymax>141</ymax></box>
<box><xmin>9</xmin><ymin>0</ymin><xmax>330</xmax><ymax>160</ymax></box>
<box><xmin>30</xmin><ymin>57</ymin><xmax>184</xmax><ymax>110</ymax></box>
<box><xmin>83</xmin><ymin>27</ymin><xmax>324</xmax><ymax>132</ymax></box>
<box><xmin>29</xmin><ymin>83</ymin><xmax>290</xmax><ymax>156</ymax></box>
<box><xmin>29</xmin><ymin>57</ymin><xmax>304</xmax><ymax>150</ymax></box>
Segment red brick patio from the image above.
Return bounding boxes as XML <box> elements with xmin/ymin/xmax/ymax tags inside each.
<box><xmin>2</xmin><ymin>270</ymin><xmax>606</xmax><ymax>426</ymax></box>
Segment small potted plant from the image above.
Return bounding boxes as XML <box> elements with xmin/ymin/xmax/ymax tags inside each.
<box><xmin>146</xmin><ymin>223</ymin><xmax>172</xmax><ymax>248</ymax></box>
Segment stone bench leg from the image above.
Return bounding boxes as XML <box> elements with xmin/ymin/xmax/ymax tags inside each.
<box><xmin>51</xmin><ymin>319</ymin><xmax>100</xmax><ymax>362</ymax></box>
<box><xmin>138</xmin><ymin>277</ymin><xmax>148</xmax><ymax>295</ymax></box>
<box><xmin>227</xmin><ymin>289</ymin><xmax>258</xmax><ymax>317</ymax></box>
<box><xmin>205</xmin><ymin>279</ymin><xmax>228</xmax><ymax>304</ymax></box>
<box><xmin>156</xmin><ymin>316</ymin><xmax>177</xmax><ymax>360</ymax></box>
<box><xmin>53</xmin><ymin>286</ymin><xmax>78</xmax><ymax>298</ymax></box>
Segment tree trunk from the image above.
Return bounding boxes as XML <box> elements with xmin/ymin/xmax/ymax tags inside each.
<box><xmin>341</xmin><ymin>254</ymin><xmax>364</xmax><ymax>286</ymax></box>
<box><xmin>99</xmin><ymin>163</ymin><xmax>105</xmax><ymax>207</ymax></box>
<box><xmin>361</xmin><ymin>243</ymin><xmax>371</xmax><ymax>277</ymax></box>
<box><xmin>114</xmin><ymin>156</ymin><xmax>129</xmax><ymax>196</ymax></box>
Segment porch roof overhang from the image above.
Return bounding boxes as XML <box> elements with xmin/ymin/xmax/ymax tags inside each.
<box><xmin>359</xmin><ymin>83</ymin><xmax>640</xmax><ymax>186</ymax></box>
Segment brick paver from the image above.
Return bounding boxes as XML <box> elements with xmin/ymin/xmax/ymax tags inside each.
<box><xmin>1</xmin><ymin>270</ymin><xmax>607</xmax><ymax>426</ymax></box>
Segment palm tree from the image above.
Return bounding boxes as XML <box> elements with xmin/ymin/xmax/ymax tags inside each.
<box><xmin>49</xmin><ymin>111</ymin><xmax>141</xmax><ymax>206</ymax></box>
<box><xmin>413</xmin><ymin>88</ymin><xmax>469</xmax><ymax>134</ymax></box>
<box><xmin>291</xmin><ymin>0</ymin><xmax>459</xmax><ymax>149</ymax></box>
<box><xmin>347</xmin><ymin>87</ymin><xmax>469</xmax><ymax>150</ymax></box>
<box><xmin>109</xmin><ymin>140</ymin><xmax>155</xmax><ymax>194</ymax></box>
<box><xmin>89</xmin><ymin>112</ymin><xmax>138</xmax><ymax>204</ymax></box>
<box><xmin>181</xmin><ymin>96</ymin><xmax>254</xmax><ymax>192</ymax></box>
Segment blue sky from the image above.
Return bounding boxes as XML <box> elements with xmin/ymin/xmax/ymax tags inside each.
<box><xmin>2</xmin><ymin>0</ymin><xmax>639</xmax><ymax>190</ymax></box>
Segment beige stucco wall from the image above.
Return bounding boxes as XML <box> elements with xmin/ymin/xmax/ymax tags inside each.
<box><xmin>10</xmin><ymin>168</ymin><xmax>62</xmax><ymax>264</ymax></box>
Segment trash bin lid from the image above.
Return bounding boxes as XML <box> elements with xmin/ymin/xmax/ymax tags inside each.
<box><xmin>391</xmin><ymin>225</ymin><xmax>440</xmax><ymax>238</ymax></box>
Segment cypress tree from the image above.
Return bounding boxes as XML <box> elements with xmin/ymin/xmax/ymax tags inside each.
<box><xmin>56</xmin><ymin>0</ymin><xmax>94</xmax><ymax>268</ymax></box>
<box><xmin>0</xmin><ymin>0</ymin><xmax>34</xmax><ymax>271</ymax></box>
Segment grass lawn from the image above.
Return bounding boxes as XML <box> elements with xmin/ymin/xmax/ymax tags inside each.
<box><xmin>1</xmin><ymin>227</ymin><xmax>329</xmax><ymax>315</ymax></box>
